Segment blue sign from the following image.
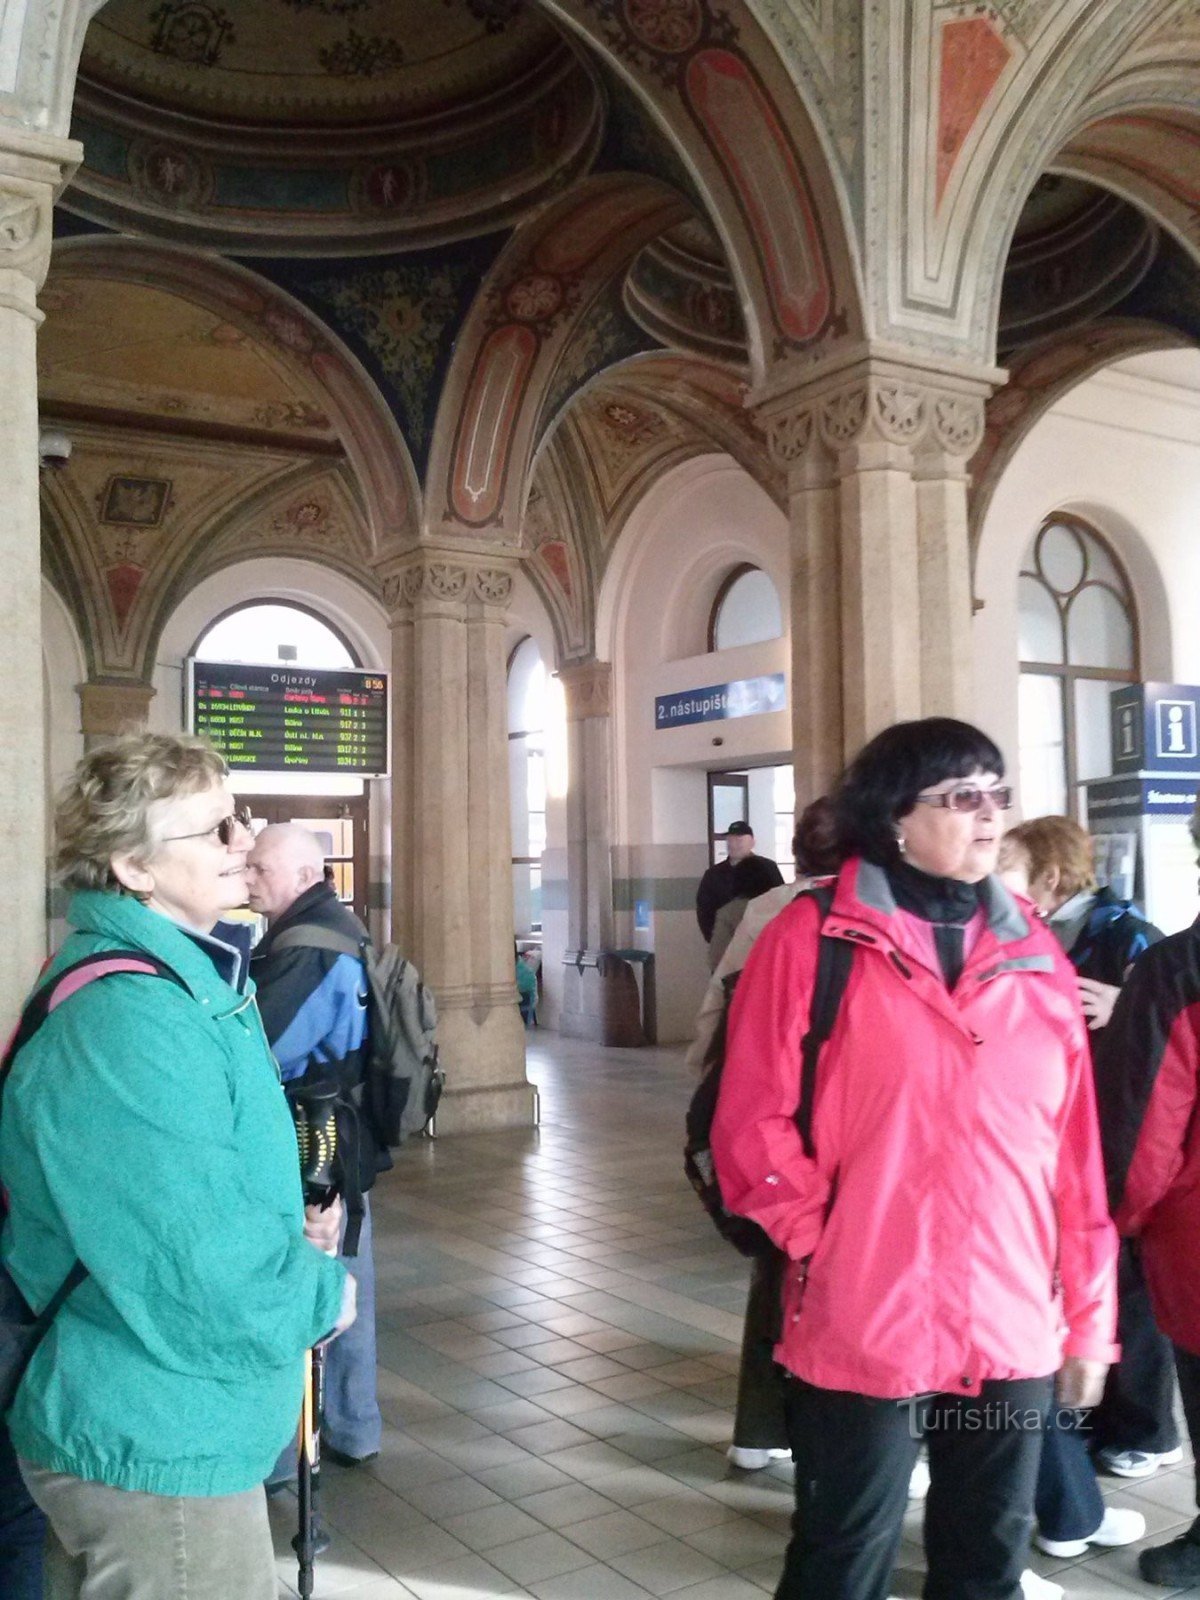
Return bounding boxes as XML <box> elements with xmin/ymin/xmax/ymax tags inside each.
<box><xmin>633</xmin><ymin>899</ymin><xmax>650</xmax><ymax>931</ymax></box>
<box><xmin>1086</xmin><ymin>775</ymin><xmax>1199</xmax><ymax>819</ymax></box>
<box><xmin>655</xmin><ymin>673</ymin><xmax>786</xmax><ymax>730</ymax></box>
<box><xmin>1111</xmin><ymin>683</ymin><xmax>1200</xmax><ymax>774</ymax></box>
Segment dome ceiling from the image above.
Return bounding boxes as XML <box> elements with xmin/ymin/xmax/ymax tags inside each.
<box><xmin>65</xmin><ymin>0</ymin><xmax>603</xmax><ymax>253</ymax></box>
<box><xmin>79</xmin><ymin>0</ymin><xmax>559</xmax><ymax>127</ymax></box>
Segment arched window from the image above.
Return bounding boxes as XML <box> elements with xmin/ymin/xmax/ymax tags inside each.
<box><xmin>194</xmin><ymin>601</ymin><xmax>357</xmax><ymax>669</ymax></box>
<box><xmin>1017</xmin><ymin>516</ymin><xmax>1138</xmax><ymax>819</ymax></box>
<box><xmin>707</xmin><ymin>564</ymin><xmax>782</xmax><ymax>652</ymax></box>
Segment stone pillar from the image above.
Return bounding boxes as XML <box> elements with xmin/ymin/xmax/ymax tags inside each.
<box><xmin>78</xmin><ymin>679</ymin><xmax>156</xmax><ymax>747</ymax></box>
<box><xmin>558</xmin><ymin>660</ymin><xmax>613</xmax><ymax>954</ymax></box>
<box><xmin>0</xmin><ymin>131</ymin><xmax>80</xmax><ymax>1025</ymax></box>
<box><xmin>380</xmin><ymin>550</ymin><xmax>536</xmax><ymax>1133</ymax></box>
<box><xmin>761</xmin><ymin>357</ymin><xmax>993</xmax><ymax>791</ymax></box>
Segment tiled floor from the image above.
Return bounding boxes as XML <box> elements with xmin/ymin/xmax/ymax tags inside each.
<box><xmin>270</xmin><ymin>1033</ymin><xmax>1200</xmax><ymax>1599</ymax></box>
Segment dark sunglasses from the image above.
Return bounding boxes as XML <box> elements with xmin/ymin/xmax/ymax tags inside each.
<box><xmin>914</xmin><ymin>784</ymin><xmax>1013</xmax><ymax>814</ymax></box>
<box><xmin>163</xmin><ymin>804</ymin><xmax>254</xmax><ymax>847</ymax></box>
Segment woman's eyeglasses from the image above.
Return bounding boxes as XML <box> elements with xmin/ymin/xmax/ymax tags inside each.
<box><xmin>163</xmin><ymin>804</ymin><xmax>254</xmax><ymax>847</ymax></box>
<box><xmin>914</xmin><ymin>785</ymin><xmax>1013</xmax><ymax>814</ymax></box>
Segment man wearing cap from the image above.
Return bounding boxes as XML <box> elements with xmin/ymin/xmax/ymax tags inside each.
<box><xmin>695</xmin><ymin>822</ymin><xmax>784</xmax><ymax>955</ymax></box>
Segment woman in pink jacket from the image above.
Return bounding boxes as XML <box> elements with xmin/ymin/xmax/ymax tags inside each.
<box><xmin>711</xmin><ymin>718</ymin><xmax>1118</xmax><ymax>1600</ymax></box>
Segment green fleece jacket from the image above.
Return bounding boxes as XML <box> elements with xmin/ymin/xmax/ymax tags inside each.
<box><xmin>0</xmin><ymin>891</ymin><xmax>346</xmax><ymax>1496</ymax></box>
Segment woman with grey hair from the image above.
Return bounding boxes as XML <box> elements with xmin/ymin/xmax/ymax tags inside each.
<box><xmin>0</xmin><ymin>732</ymin><xmax>353</xmax><ymax>1599</ymax></box>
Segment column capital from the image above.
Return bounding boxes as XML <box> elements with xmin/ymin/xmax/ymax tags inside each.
<box><xmin>556</xmin><ymin>659</ymin><xmax>612</xmax><ymax>722</ymax></box>
<box><xmin>0</xmin><ymin>130</ymin><xmax>81</xmax><ymax>316</ymax></box>
<box><xmin>78</xmin><ymin>679</ymin><xmax>156</xmax><ymax>740</ymax></box>
<box><xmin>757</xmin><ymin>351</ymin><xmax>994</xmax><ymax>473</ymax></box>
<box><xmin>376</xmin><ymin>546</ymin><xmax>518</xmax><ymax>621</ymax></box>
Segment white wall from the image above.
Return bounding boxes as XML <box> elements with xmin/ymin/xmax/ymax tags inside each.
<box><xmin>600</xmin><ymin>454</ymin><xmax>790</xmax><ymax>1042</ymax></box>
<box><xmin>974</xmin><ymin>350</ymin><xmax>1199</xmax><ymax>802</ymax></box>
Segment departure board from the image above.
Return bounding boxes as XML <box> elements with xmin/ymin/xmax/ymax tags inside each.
<box><xmin>187</xmin><ymin>661</ymin><xmax>389</xmax><ymax>777</ymax></box>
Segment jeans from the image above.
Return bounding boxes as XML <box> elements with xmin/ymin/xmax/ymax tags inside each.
<box><xmin>0</xmin><ymin>1420</ymin><xmax>44</xmax><ymax>1600</ymax></box>
<box><xmin>20</xmin><ymin>1463</ymin><xmax>276</xmax><ymax>1600</ymax></box>
<box><xmin>776</xmin><ymin>1374</ymin><xmax>1052</xmax><ymax>1600</ymax></box>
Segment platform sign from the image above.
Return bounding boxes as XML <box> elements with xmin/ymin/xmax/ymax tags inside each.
<box><xmin>187</xmin><ymin>660</ymin><xmax>389</xmax><ymax>777</ymax></box>
<box><xmin>655</xmin><ymin>672</ymin><xmax>786</xmax><ymax>730</ymax></box>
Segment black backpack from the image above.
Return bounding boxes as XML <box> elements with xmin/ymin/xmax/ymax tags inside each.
<box><xmin>684</xmin><ymin>884</ymin><xmax>854</xmax><ymax>1258</ymax></box>
<box><xmin>0</xmin><ymin>951</ymin><xmax>181</xmax><ymax>1411</ymax></box>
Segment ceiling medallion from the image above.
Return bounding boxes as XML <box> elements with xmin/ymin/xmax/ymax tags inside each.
<box><xmin>149</xmin><ymin>0</ymin><xmax>235</xmax><ymax>67</ymax></box>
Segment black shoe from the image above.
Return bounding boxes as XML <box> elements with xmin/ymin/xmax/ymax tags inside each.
<box><xmin>1139</xmin><ymin>1532</ymin><xmax>1200</xmax><ymax>1587</ymax></box>
<box><xmin>322</xmin><ymin>1444</ymin><xmax>378</xmax><ymax>1469</ymax></box>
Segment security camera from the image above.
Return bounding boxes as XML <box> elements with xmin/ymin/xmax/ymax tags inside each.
<box><xmin>38</xmin><ymin>429</ymin><xmax>72</xmax><ymax>469</ymax></box>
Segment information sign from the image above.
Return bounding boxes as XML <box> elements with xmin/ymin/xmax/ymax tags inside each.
<box><xmin>187</xmin><ymin>660</ymin><xmax>389</xmax><ymax>777</ymax></box>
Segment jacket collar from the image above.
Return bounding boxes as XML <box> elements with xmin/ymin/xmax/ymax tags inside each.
<box><xmin>65</xmin><ymin>890</ymin><xmax>251</xmax><ymax>1004</ymax></box>
<box><xmin>838</xmin><ymin>858</ymin><xmax>1031</xmax><ymax>946</ymax></box>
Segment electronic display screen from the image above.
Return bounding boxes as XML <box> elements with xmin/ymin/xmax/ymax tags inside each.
<box><xmin>187</xmin><ymin>661</ymin><xmax>389</xmax><ymax>777</ymax></box>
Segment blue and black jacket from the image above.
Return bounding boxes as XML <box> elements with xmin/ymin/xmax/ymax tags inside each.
<box><xmin>1068</xmin><ymin>886</ymin><xmax>1162</xmax><ymax>992</ymax></box>
<box><xmin>251</xmin><ymin>882</ymin><xmax>384</xmax><ymax>1190</ymax></box>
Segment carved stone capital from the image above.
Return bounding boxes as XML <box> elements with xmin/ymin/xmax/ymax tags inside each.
<box><xmin>379</xmin><ymin>551</ymin><xmax>515</xmax><ymax>618</ymax></box>
<box><xmin>929</xmin><ymin>390</ymin><xmax>986</xmax><ymax>458</ymax></box>
<box><xmin>0</xmin><ymin>132</ymin><xmax>81</xmax><ymax>315</ymax></box>
<box><xmin>78</xmin><ymin>679</ymin><xmax>156</xmax><ymax>740</ymax></box>
<box><xmin>764</xmin><ymin>406</ymin><xmax>816</xmax><ymax>468</ymax></box>
<box><xmin>557</xmin><ymin>660</ymin><xmax>612</xmax><ymax>722</ymax></box>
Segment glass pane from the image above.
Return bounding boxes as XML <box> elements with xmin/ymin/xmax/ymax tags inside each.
<box><xmin>529</xmin><ymin>866</ymin><xmax>543</xmax><ymax>934</ymax></box>
<box><xmin>1075</xmin><ymin>677</ymin><xmax>1115</xmax><ymax>784</ymax></box>
<box><xmin>288</xmin><ymin>816</ymin><xmax>353</xmax><ymax>856</ymax></box>
<box><xmin>1018</xmin><ymin>673</ymin><xmax>1067</xmax><ymax>818</ymax></box>
<box><xmin>713</xmin><ymin>569</ymin><xmax>783</xmax><ymax>650</ymax></box>
<box><xmin>1081</xmin><ymin>534</ymin><xmax>1122</xmax><ymax>590</ymax></box>
<box><xmin>1067</xmin><ymin>585</ymin><xmax>1133</xmax><ymax>669</ymax></box>
<box><xmin>1017</xmin><ymin>576</ymin><xmax>1064</xmax><ymax>664</ymax></box>
<box><xmin>711</xmin><ymin>781</ymin><xmax>746</xmax><ymax>835</ymax></box>
<box><xmin>1037</xmin><ymin>522</ymin><xmax>1086</xmax><ymax>595</ymax></box>
<box><xmin>330</xmin><ymin>861</ymin><xmax>354</xmax><ymax>901</ymax></box>
<box><xmin>528</xmin><ymin>808</ymin><xmax>547</xmax><ymax>858</ymax></box>
<box><xmin>196</xmin><ymin>604</ymin><xmax>355</xmax><ymax>668</ymax></box>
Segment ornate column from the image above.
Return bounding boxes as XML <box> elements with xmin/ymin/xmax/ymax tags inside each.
<box><xmin>380</xmin><ymin>549</ymin><xmax>536</xmax><ymax>1132</ymax></box>
<box><xmin>78</xmin><ymin>679</ymin><xmax>156</xmax><ymax>748</ymax></box>
<box><xmin>760</xmin><ymin>355</ymin><xmax>993</xmax><ymax>790</ymax></box>
<box><xmin>0</xmin><ymin>131</ymin><xmax>80</xmax><ymax>1026</ymax></box>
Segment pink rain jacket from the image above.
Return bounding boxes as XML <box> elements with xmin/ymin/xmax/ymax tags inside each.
<box><xmin>711</xmin><ymin>858</ymin><xmax>1118</xmax><ymax>1399</ymax></box>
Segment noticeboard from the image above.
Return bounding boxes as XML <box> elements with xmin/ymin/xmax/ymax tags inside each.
<box><xmin>187</xmin><ymin>660</ymin><xmax>389</xmax><ymax>777</ymax></box>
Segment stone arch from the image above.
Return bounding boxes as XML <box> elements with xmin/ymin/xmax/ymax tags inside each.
<box><xmin>970</xmin><ymin>318</ymin><xmax>1191</xmax><ymax>551</ymax></box>
<box><xmin>426</xmin><ymin>172</ymin><xmax>690</xmax><ymax>543</ymax></box>
<box><xmin>46</xmin><ymin>236</ymin><xmax>419</xmax><ymax>556</ymax></box>
<box><xmin>534</xmin><ymin>0</ymin><xmax>863</xmax><ymax>380</ymax></box>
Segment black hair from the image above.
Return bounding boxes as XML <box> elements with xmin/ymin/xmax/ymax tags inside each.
<box><xmin>833</xmin><ymin>718</ymin><xmax>1005</xmax><ymax>868</ymax></box>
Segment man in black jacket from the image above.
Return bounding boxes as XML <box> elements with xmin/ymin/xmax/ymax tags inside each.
<box><xmin>247</xmin><ymin>825</ymin><xmax>383</xmax><ymax>1469</ymax></box>
<box><xmin>695</xmin><ymin>821</ymin><xmax>784</xmax><ymax>944</ymax></box>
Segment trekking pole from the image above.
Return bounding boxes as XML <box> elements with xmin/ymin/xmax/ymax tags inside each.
<box><xmin>288</xmin><ymin>1081</ymin><xmax>342</xmax><ymax>1599</ymax></box>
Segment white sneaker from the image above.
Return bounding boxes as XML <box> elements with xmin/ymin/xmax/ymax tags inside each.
<box><xmin>907</xmin><ymin>1458</ymin><xmax>931</xmax><ymax>1500</ymax></box>
<box><xmin>726</xmin><ymin>1445</ymin><xmax>791</xmax><ymax>1470</ymax></box>
<box><xmin>1095</xmin><ymin>1445</ymin><xmax>1185</xmax><ymax>1478</ymax></box>
<box><xmin>1034</xmin><ymin>1506</ymin><xmax>1147</xmax><ymax>1559</ymax></box>
<box><xmin>1020</xmin><ymin>1572</ymin><xmax>1064</xmax><ymax>1600</ymax></box>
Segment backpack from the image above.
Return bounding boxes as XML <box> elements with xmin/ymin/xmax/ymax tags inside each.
<box><xmin>684</xmin><ymin>884</ymin><xmax>854</xmax><ymax>1258</ymax></box>
<box><xmin>0</xmin><ymin>950</ymin><xmax>181</xmax><ymax>1411</ymax></box>
<box><xmin>269</xmin><ymin>927</ymin><xmax>444</xmax><ymax>1148</ymax></box>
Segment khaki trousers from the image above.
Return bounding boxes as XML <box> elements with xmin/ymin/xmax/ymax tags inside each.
<box><xmin>20</xmin><ymin>1461</ymin><xmax>277</xmax><ymax>1600</ymax></box>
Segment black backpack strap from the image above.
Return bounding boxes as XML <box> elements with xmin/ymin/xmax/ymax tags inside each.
<box><xmin>269</xmin><ymin>925</ymin><xmax>366</xmax><ymax>961</ymax></box>
<box><xmin>796</xmin><ymin>884</ymin><xmax>855</xmax><ymax>1162</ymax></box>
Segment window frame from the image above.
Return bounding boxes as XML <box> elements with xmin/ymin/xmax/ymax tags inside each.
<box><xmin>1017</xmin><ymin>515</ymin><xmax>1139</xmax><ymax>815</ymax></box>
<box><xmin>706</xmin><ymin>562</ymin><xmax>761</xmax><ymax>654</ymax></box>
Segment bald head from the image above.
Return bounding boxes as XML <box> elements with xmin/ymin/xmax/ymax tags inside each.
<box><xmin>245</xmin><ymin>824</ymin><xmax>326</xmax><ymax>920</ymax></box>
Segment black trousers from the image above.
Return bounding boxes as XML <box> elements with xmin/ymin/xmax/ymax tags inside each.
<box><xmin>732</xmin><ymin>1251</ymin><xmax>789</xmax><ymax>1450</ymax></box>
<box><xmin>1090</xmin><ymin>1241</ymin><xmax>1179</xmax><ymax>1455</ymax></box>
<box><xmin>777</xmin><ymin>1375</ymin><xmax>1053</xmax><ymax>1600</ymax></box>
<box><xmin>1175</xmin><ymin>1344</ymin><xmax>1200</xmax><ymax>1519</ymax></box>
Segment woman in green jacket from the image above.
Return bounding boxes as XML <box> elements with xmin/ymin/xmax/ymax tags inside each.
<box><xmin>1</xmin><ymin>733</ymin><xmax>352</xmax><ymax>1599</ymax></box>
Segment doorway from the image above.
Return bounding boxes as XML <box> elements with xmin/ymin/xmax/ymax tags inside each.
<box><xmin>245</xmin><ymin>794</ymin><xmax>370</xmax><ymax>927</ymax></box>
<box><xmin>706</xmin><ymin>764</ymin><xmax>795</xmax><ymax>879</ymax></box>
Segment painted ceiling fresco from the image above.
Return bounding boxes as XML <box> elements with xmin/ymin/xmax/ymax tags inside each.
<box><xmin>78</xmin><ymin>0</ymin><xmax>558</xmax><ymax>126</ymax></box>
<box><xmin>38</xmin><ymin>273</ymin><xmax>337</xmax><ymax>441</ymax></box>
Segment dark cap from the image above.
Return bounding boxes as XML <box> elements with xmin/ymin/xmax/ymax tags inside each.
<box><xmin>725</xmin><ymin>820</ymin><xmax>753</xmax><ymax>837</ymax></box>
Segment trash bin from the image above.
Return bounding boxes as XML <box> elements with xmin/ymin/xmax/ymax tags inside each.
<box><xmin>606</xmin><ymin>948</ymin><xmax>655</xmax><ymax>1045</ymax></box>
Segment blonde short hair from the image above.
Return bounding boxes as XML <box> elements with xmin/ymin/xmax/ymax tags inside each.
<box><xmin>55</xmin><ymin>733</ymin><xmax>228</xmax><ymax>892</ymax></box>
<box><xmin>1003</xmin><ymin>815</ymin><xmax>1096</xmax><ymax>900</ymax></box>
